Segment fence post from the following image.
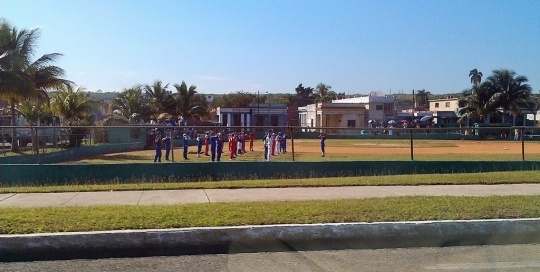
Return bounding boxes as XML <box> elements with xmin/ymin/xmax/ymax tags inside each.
<box><xmin>521</xmin><ymin>127</ymin><xmax>525</xmax><ymax>161</ymax></box>
<box><xmin>410</xmin><ymin>128</ymin><xmax>414</xmax><ymax>161</ymax></box>
<box><xmin>289</xmin><ymin>126</ymin><xmax>295</xmax><ymax>162</ymax></box>
<box><xmin>171</xmin><ymin>132</ymin><xmax>175</xmax><ymax>162</ymax></box>
<box><xmin>34</xmin><ymin>127</ymin><xmax>40</xmax><ymax>164</ymax></box>
<box><xmin>1</xmin><ymin>131</ymin><xmax>5</xmax><ymax>156</ymax></box>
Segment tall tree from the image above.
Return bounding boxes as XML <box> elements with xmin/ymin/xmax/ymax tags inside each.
<box><xmin>143</xmin><ymin>80</ymin><xmax>174</xmax><ymax>117</ymax></box>
<box><xmin>50</xmin><ymin>85</ymin><xmax>99</xmax><ymax>147</ymax></box>
<box><xmin>458</xmin><ymin>82</ymin><xmax>497</xmax><ymax>124</ymax></box>
<box><xmin>294</xmin><ymin>83</ymin><xmax>315</xmax><ymax>107</ymax></box>
<box><xmin>173</xmin><ymin>81</ymin><xmax>207</xmax><ymax>120</ymax></box>
<box><xmin>112</xmin><ymin>85</ymin><xmax>151</xmax><ymax>121</ymax></box>
<box><xmin>314</xmin><ymin>82</ymin><xmax>336</xmax><ymax>103</ymax></box>
<box><xmin>469</xmin><ymin>69</ymin><xmax>483</xmax><ymax>86</ymax></box>
<box><xmin>0</xmin><ymin>19</ymin><xmax>68</xmax><ymax>152</ymax></box>
<box><xmin>15</xmin><ymin>98</ymin><xmax>51</xmax><ymax>152</ymax></box>
<box><xmin>485</xmin><ymin>69</ymin><xmax>533</xmax><ymax>123</ymax></box>
<box><xmin>50</xmin><ymin>84</ymin><xmax>99</xmax><ymax>121</ymax></box>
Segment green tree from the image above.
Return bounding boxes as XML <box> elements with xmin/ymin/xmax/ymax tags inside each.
<box><xmin>172</xmin><ymin>81</ymin><xmax>202</xmax><ymax>120</ymax></box>
<box><xmin>314</xmin><ymin>83</ymin><xmax>336</xmax><ymax>103</ymax></box>
<box><xmin>293</xmin><ymin>83</ymin><xmax>315</xmax><ymax>107</ymax></box>
<box><xmin>485</xmin><ymin>69</ymin><xmax>533</xmax><ymax>123</ymax></box>
<box><xmin>295</xmin><ymin>83</ymin><xmax>314</xmax><ymax>99</ymax></box>
<box><xmin>50</xmin><ymin>85</ymin><xmax>99</xmax><ymax>148</ymax></box>
<box><xmin>15</xmin><ymin>98</ymin><xmax>51</xmax><ymax>152</ymax></box>
<box><xmin>458</xmin><ymin>82</ymin><xmax>497</xmax><ymax>124</ymax></box>
<box><xmin>211</xmin><ymin>91</ymin><xmax>256</xmax><ymax>108</ymax></box>
<box><xmin>143</xmin><ymin>80</ymin><xmax>174</xmax><ymax>117</ymax></box>
<box><xmin>186</xmin><ymin>93</ymin><xmax>210</xmax><ymax>121</ymax></box>
<box><xmin>0</xmin><ymin>19</ymin><xmax>68</xmax><ymax>152</ymax></box>
<box><xmin>112</xmin><ymin>85</ymin><xmax>151</xmax><ymax>121</ymax></box>
<box><xmin>469</xmin><ymin>69</ymin><xmax>483</xmax><ymax>86</ymax></box>
<box><xmin>51</xmin><ymin>85</ymin><xmax>98</xmax><ymax>120</ymax></box>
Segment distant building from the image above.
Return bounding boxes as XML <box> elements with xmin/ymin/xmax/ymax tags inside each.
<box><xmin>298</xmin><ymin>103</ymin><xmax>367</xmax><ymax>131</ymax></box>
<box><xmin>428</xmin><ymin>97</ymin><xmax>460</xmax><ymax>125</ymax></box>
<box><xmin>216</xmin><ymin>103</ymin><xmax>288</xmax><ymax>129</ymax></box>
<box><xmin>332</xmin><ymin>95</ymin><xmax>395</xmax><ymax>122</ymax></box>
<box><xmin>203</xmin><ymin>94</ymin><xmax>215</xmax><ymax>103</ymax></box>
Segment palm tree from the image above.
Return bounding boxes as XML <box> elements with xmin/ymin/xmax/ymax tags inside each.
<box><xmin>112</xmin><ymin>85</ymin><xmax>150</xmax><ymax>121</ymax></box>
<box><xmin>51</xmin><ymin>85</ymin><xmax>98</xmax><ymax>120</ymax></box>
<box><xmin>15</xmin><ymin>98</ymin><xmax>51</xmax><ymax>152</ymax></box>
<box><xmin>458</xmin><ymin>82</ymin><xmax>497</xmax><ymax>124</ymax></box>
<box><xmin>143</xmin><ymin>81</ymin><xmax>174</xmax><ymax>117</ymax></box>
<box><xmin>0</xmin><ymin>19</ymin><xmax>68</xmax><ymax>152</ymax></box>
<box><xmin>314</xmin><ymin>83</ymin><xmax>336</xmax><ymax>103</ymax></box>
<box><xmin>469</xmin><ymin>69</ymin><xmax>483</xmax><ymax>86</ymax></box>
<box><xmin>485</xmin><ymin>69</ymin><xmax>533</xmax><ymax>124</ymax></box>
<box><xmin>50</xmin><ymin>85</ymin><xmax>99</xmax><ymax>147</ymax></box>
<box><xmin>173</xmin><ymin>81</ymin><xmax>207</xmax><ymax>121</ymax></box>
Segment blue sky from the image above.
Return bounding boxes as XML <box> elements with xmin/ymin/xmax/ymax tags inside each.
<box><xmin>3</xmin><ymin>0</ymin><xmax>539</xmax><ymax>95</ymax></box>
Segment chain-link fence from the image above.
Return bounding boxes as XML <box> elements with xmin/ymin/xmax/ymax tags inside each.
<box><xmin>2</xmin><ymin>125</ymin><xmax>540</xmax><ymax>164</ymax></box>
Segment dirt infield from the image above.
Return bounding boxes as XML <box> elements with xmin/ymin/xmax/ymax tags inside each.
<box><xmin>293</xmin><ymin>139</ymin><xmax>538</xmax><ymax>155</ymax></box>
<box><xmin>75</xmin><ymin>139</ymin><xmax>540</xmax><ymax>163</ymax></box>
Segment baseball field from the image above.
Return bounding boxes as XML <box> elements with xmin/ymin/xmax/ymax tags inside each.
<box><xmin>72</xmin><ymin>138</ymin><xmax>540</xmax><ymax>163</ymax></box>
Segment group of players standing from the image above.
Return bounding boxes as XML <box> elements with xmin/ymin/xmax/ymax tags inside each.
<box><xmin>262</xmin><ymin>130</ymin><xmax>288</xmax><ymax>161</ymax></box>
<box><xmin>196</xmin><ymin>131</ymin><xmax>255</xmax><ymax>161</ymax></box>
<box><xmin>153</xmin><ymin>128</ymin><xmax>293</xmax><ymax>162</ymax></box>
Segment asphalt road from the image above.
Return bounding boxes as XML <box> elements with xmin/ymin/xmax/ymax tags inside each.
<box><xmin>2</xmin><ymin>244</ymin><xmax>539</xmax><ymax>272</ymax></box>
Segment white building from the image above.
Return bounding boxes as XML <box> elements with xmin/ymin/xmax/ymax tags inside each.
<box><xmin>216</xmin><ymin>103</ymin><xmax>288</xmax><ymax>129</ymax></box>
<box><xmin>428</xmin><ymin>97</ymin><xmax>460</xmax><ymax>125</ymax></box>
<box><xmin>332</xmin><ymin>95</ymin><xmax>395</xmax><ymax>121</ymax></box>
<box><xmin>298</xmin><ymin>103</ymin><xmax>367</xmax><ymax>130</ymax></box>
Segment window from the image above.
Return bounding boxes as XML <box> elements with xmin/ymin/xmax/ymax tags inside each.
<box><xmin>445</xmin><ymin>102</ymin><xmax>450</xmax><ymax>107</ymax></box>
<box><xmin>271</xmin><ymin>116</ymin><xmax>278</xmax><ymax>126</ymax></box>
<box><xmin>347</xmin><ymin>120</ymin><xmax>356</xmax><ymax>127</ymax></box>
<box><xmin>435</xmin><ymin>103</ymin><xmax>439</xmax><ymax>108</ymax></box>
<box><xmin>233</xmin><ymin>114</ymin><xmax>241</xmax><ymax>126</ymax></box>
<box><xmin>256</xmin><ymin>116</ymin><xmax>264</xmax><ymax>126</ymax></box>
<box><xmin>376</xmin><ymin>105</ymin><xmax>383</xmax><ymax>110</ymax></box>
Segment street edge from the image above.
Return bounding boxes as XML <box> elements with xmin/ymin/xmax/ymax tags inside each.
<box><xmin>1</xmin><ymin>218</ymin><xmax>539</xmax><ymax>262</ymax></box>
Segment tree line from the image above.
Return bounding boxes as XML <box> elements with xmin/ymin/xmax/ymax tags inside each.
<box><xmin>458</xmin><ymin>69</ymin><xmax>534</xmax><ymax>124</ymax></box>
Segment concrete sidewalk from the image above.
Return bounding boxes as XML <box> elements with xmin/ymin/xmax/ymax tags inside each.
<box><xmin>1</xmin><ymin>184</ymin><xmax>539</xmax><ymax>207</ymax></box>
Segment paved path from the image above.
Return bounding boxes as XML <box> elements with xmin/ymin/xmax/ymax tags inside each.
<box><xmin>1</xmin><ymin>184</ymin><xmax>539</xmax><ymax>207</ymax></box>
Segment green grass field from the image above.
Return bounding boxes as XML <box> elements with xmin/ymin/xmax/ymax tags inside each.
<box><xmin>1</xmin><ymin>195</ymin><xmax>539</xmax><ymax>234</ymax></box>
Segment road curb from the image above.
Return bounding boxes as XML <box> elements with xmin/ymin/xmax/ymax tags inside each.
<box><xmin>1</xmin><ymin>218</ymin><xmax>539</xmax><ymax>262</ymax></box>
